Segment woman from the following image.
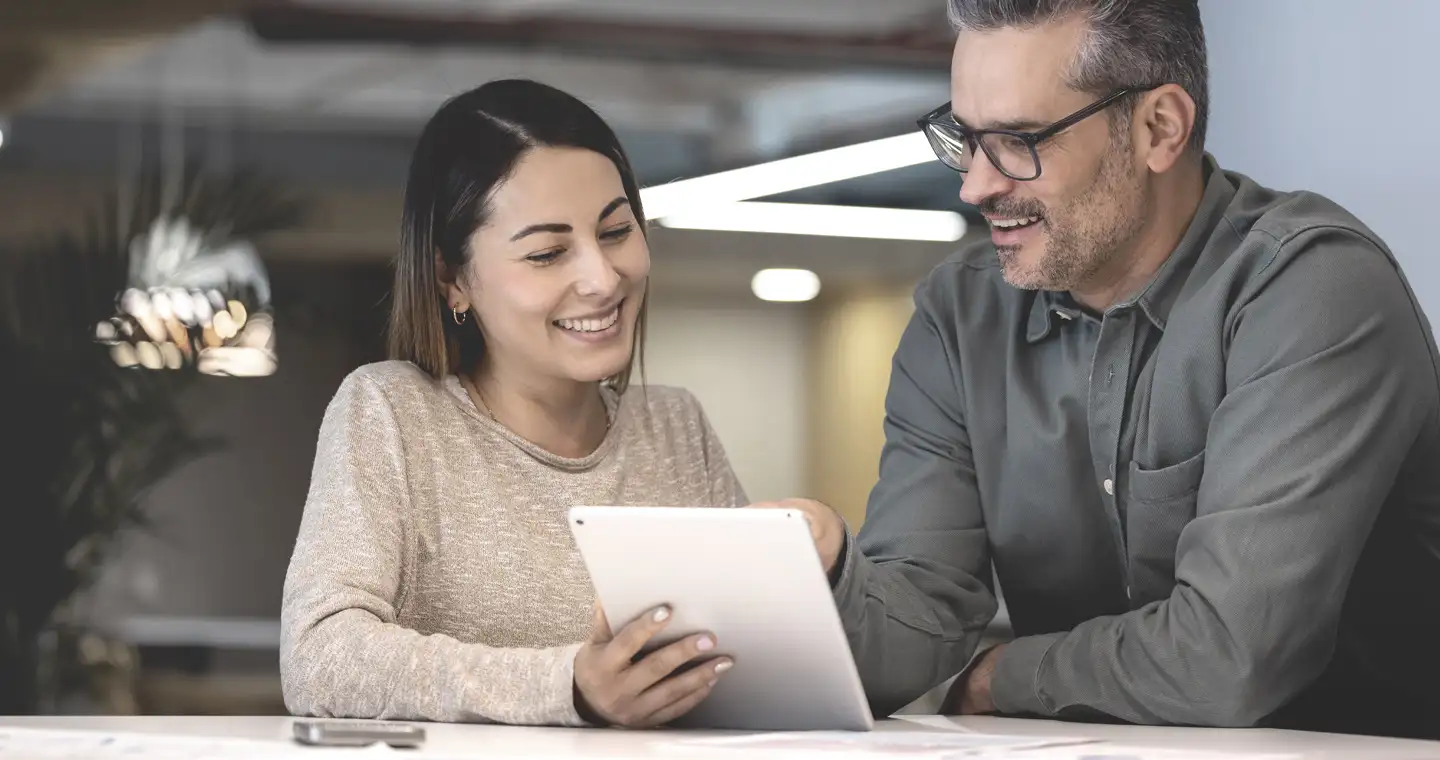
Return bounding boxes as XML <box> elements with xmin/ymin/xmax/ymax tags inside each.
<box><xmin>280</xmin><ymin>79</ymin><xmax>745</xmax><ymax>728</ymax></box>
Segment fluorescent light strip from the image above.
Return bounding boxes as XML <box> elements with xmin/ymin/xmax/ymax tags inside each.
<box><xmin>640</xmin><ymin>132</ymin><xmax>935</xmax><ymax>219</ymax></box>
<box><xmin>656</xmin><ymin>201</ymin><xmax>966</xmax><ymax>242</ymax></box>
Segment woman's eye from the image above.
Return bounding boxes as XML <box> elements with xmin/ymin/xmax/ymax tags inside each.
<box><xmin>526</xmin><ymin>249</ymin><xmax>563</xmax><ymax>264</ymax></box>
<box><xmin>600</xmin><ymin>224</ymin><xmax>634</xmax><ymax>241</ymax></box>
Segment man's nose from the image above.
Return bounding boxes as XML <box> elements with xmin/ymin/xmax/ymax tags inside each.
<box><xmin>958</xmin><ymin>149</ymin><xmax>1017</xmax><ymax>209</ymax></box>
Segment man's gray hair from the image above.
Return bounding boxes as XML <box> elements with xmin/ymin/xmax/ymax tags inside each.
<box><xmin>947</xmin><ymin>0</ymin><xmax>1208</xmax><ymax>152</ymax></box>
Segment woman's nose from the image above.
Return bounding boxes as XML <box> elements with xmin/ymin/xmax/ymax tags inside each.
<box><xmin>573</xmin><ymin>244</ymin><xmax>621</xmax><ymax>297</ymax></box>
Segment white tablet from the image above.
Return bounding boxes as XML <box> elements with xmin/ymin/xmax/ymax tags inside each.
<box><xmin>567</xmin><ymin>505</ymin><xmax>874</xmax><ymax>732</ymax></box>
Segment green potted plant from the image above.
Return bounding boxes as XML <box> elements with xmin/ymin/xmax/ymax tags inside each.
<box><xmin>0</xmin><ymin>163</ymin><xmax>306</xmax><ymax>713</ymax></box>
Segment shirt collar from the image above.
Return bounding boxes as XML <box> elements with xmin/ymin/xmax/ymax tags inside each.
<box><xmin>1025</xmin><ymin>154</ymin><xmax>1236</xmax><ymax>344</ymax></box>
<box><xmin>1026</xmin><ymin>290</ymin><xmax>1078</xmax><ymax>342</ymax></box>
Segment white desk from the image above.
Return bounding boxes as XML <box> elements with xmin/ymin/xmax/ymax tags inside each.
<box><xmin>2</xmin><ymin>715</ymin><xmax>1438</xmax><ymax>759</ymax></box>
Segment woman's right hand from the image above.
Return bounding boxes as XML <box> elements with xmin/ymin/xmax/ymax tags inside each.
<box><xmin>573</xmin><ymin>604</ymin><xmax>732</xmax><ymax>728</ymax></box>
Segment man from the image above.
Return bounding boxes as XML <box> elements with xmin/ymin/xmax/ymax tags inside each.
<box><xmin>757</xmin><ymin>0</ymin><xmax>1440</xmax><ymax>738</ymax></box>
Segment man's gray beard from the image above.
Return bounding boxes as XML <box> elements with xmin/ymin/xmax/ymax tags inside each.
<box><xmin>1007</xmin><ymin>145</ymin><xmax>1144</xmax><ymax>291</ymax></box>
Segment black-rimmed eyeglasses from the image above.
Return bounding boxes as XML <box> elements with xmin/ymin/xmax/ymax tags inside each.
<box><xmin>916</xmin><ymin>85</ymin><xmax>1162</xmax><ymax>181</ymax></box>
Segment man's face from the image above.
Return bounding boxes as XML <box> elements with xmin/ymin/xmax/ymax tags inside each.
<box><xmin>952</xmin><ymin>16</ymin><xmax>1147</xmax><ymax>292</ymax></box>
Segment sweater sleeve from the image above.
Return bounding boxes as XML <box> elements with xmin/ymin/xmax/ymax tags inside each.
<box><xmin>279</xmin><ymin>372</ymin><xmax>587</xmax><ymax>726</ymax></box>
<box><xmin>691</xmin><ymin>392</ymin><xmax>748</xmax><ymax>508</ymax></box>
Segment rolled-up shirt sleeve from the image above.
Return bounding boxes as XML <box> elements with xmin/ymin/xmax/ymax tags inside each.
<box><xmin>831</xmin><ymin>272</ymin><xmax>1000</xmax><ymax>718</ymax></box>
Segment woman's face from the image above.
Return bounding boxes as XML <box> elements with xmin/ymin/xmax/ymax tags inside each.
<box><xmin>446</xmin><ymin>146</ymin><xmax>648</xmax><ymax>385</ymax></box>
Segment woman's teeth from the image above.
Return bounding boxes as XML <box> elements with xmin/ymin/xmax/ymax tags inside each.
<box><xmin>555</xmin><ymin>307</ymin><xmax>620</xmax><ymax>333</ymax></box>
<box><xmin>991</xmin><ymin>215</ymin><xmax>1042</xmax><ymax>229</ymax></box>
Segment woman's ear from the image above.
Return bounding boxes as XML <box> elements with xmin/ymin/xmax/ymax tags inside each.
<box><xmin>435</xmin><ymin>251</ymin><xmax>468</xmax><ymax>311</ymax></box>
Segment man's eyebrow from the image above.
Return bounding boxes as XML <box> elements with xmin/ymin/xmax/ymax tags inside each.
<box><xmin>991</xmin><ymin>118</ymin><xmax>1049</xmax><ymax>131</ymax></box>
<box><xmin>954</xmin><ymin>113</ymin><xmax>1049</xmax><ymax>132</ymax></box>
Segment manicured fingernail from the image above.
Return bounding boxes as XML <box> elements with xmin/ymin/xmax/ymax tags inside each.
<box><xmin>696</xmin><ymin>636</ymin><xmax>714</xmax><ymax>651</ymax></box>
<box><xmin>652</xmin><ymin>606</ymin><xmax>670</xmax><ymax>623</ymax></box>
<box><xmin>714</xmin><ymin>659</ymin><xmax>733</xmax><ymax>673</ymax></box>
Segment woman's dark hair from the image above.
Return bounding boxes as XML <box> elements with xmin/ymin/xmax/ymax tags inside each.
<box><xmin>387</xmin><ymin>78</ymin><xmax>648</xmax><ymax>391</ymax></box>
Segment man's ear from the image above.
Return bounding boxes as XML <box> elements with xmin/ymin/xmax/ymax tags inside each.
<box><xmin>1139</xmin><ymin>84</ymin><xmax>1196</xmax><ymax>173</ymax></box>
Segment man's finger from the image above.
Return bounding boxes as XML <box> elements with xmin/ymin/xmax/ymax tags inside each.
<box><xmin>748</xmin><ymin>500</ymin><xmax>823</xmax><ymax>541</ymax></box>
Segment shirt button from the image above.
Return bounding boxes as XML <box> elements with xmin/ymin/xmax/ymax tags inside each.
<box><xmin>1103</xmin><ymin>478</ymin><xmax>1115</xmax><ymax>495</ymax></box>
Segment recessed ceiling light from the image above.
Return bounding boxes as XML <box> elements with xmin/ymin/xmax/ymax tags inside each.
<box><xmin>752</xmin><ymin>268</ymin><xmax>821</xmax><ymax>303</ymax></box>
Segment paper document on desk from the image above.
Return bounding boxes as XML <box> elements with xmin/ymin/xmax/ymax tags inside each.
<box><xmin>1018</xmin><ymin>748</ymin><xmax>1302</xmax><ymax>760</ymax></box>
<box><xmin>668</xmin><ymin>730</ymin><xmax>1100</xmax><ymax>758</ymax></box>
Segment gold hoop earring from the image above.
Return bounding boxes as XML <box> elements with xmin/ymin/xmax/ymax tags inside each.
<box><xmin>452</xmin><ymin>307</ymin><xmax>468</xmax><ymax>325</ymax></box>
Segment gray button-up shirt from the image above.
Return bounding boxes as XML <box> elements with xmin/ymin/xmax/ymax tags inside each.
<box><xmin>831</xmin><ymin>156</ymin><xmax>1440</xmax><ymax>736</ymax></box>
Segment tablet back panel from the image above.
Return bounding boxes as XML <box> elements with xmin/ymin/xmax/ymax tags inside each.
<box><xmin>568</xmin><ymin>505</ymin><xmax>874</xmax><ymax>731</ymax></box>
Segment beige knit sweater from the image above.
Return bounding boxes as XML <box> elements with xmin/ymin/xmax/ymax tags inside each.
<box><xmin>279</xmin><ymin>361</ymin><xmax>747</xmax><ymax>726</ymax></box>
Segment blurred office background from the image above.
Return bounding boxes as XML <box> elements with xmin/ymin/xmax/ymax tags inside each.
<box><xmin>2</xmin><ymin>0</ymin><xmax>1437</xmax><ymax>717</ymax></box>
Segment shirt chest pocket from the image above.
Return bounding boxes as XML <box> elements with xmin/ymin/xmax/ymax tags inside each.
<box><xmin>1124</xmin><ymin>449</ymin><xmax>1205</xmax><ymax>605</ymax></box>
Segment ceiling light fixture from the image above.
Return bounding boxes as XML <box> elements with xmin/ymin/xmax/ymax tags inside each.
<box><xmin>640</xmin><ymin>132</ymin><xmax>934</xmax><ymax>219</ymax></box>
<box><xmin>657</xmin><ymin>201</ymin><xmax>966</xmax><ymax>242</ymax></box>
<box><xmin>751</xmin><ymin>268</ymin><xmax>821</xmax><ymax>303</ymax></box>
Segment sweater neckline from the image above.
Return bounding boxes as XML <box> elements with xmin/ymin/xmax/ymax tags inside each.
<box><xmin>443</xmin><ymin>374</ymin><xmax>622</xmax><ymax>472</ymax></box>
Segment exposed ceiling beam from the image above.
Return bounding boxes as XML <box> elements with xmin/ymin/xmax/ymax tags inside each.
<box><xmin>0</xmin><ymin>0</ymin><xmax>270</xmax><ymax>113</ymax></box>
<box><xmin>0</xmin><ymin>0</ymin><xmax>253</xmax><ymax>40</ymax></box>
<box><xmin>0</xmin><ymin>46</ymin><xmax>47</xmax><ymax>114</ymax></box>
<box><xmin>245</xmin><ymin>3</ymin><xmax>953</xmax><ymax>74</ymax></box>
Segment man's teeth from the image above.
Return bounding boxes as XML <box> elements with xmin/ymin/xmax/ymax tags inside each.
<box><xmin>991</xmin><ymin>216</ymin><xmax>1042</xmax><ymax>229</ymax></box>
<box><xmin>555</xmin><ymin>308</ymin><xmax>620</xmax><ymax>333</ymax></box>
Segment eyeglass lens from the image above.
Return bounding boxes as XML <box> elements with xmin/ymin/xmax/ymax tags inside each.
<box><xmin>924</xmin><ymin>124</ymin><xmax>1039</xmax><ymax>180</ymax></box>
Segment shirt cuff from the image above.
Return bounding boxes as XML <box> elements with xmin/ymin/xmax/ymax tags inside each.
<box><xmin>828</xmin><ymin>525</ymin><xmax>852</xmax><ymax>588</ymax></box>
<box><xmin>829</xmin><ymin>522</ymin><xmax>864</xmax><ymax>596</ymax></box>
<box><xmin>938</xmin><ymin>644</ymin><xmax>997</xmax><ymax>713</ymax></box>
<box><xmin>989</xmin><ymin>632</ymin><xmax>1064</xmax><ymax>717</ymax></box>
<box><xmin>829</xmin><ymin>524</ymin><xmax>873</xmax><ymax>624</ymax></box>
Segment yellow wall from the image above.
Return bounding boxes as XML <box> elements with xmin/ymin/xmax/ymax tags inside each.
<box><xmin>805</xmin><ymin>288</ymin><xmax>916</xmax><ymax>530</ymax></box>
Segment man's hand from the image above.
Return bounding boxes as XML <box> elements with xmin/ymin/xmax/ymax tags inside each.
<box><xmin>747</xmin><ymin>498</ymin><xmax>846</xmax><ymax>574</ymax></box>
<box><xmin>943</xmin><ymin>644</ymin><xmax>1006</xmax><ymax>714</ymax></box>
